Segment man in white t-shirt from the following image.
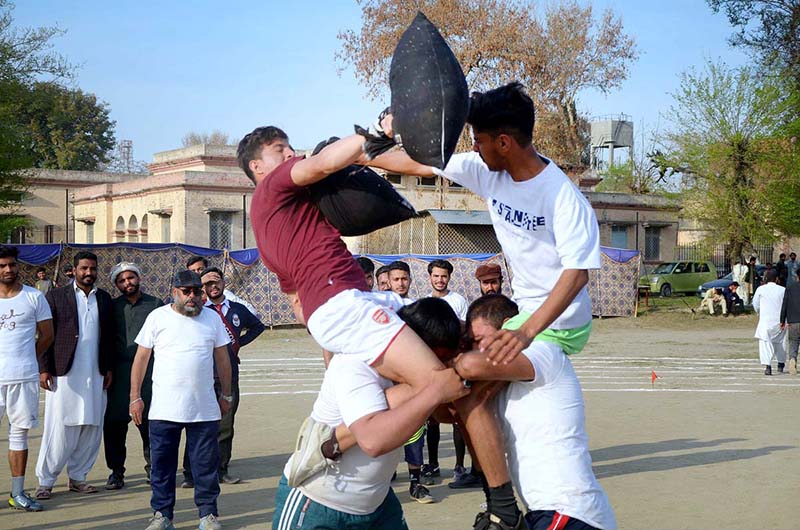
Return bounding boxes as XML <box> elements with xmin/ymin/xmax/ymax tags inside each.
<box><xmin>129</xmin><ymin>270</ymin><xmax>232</xmax><ymax>530</ymax></box>
<box><xmin>454</xmin><ymin>294</ymin><xmax>616</xmax><ymax>530</ymax></box>
<box><xmin>372</xmin><ymin>82</ymin><xmax>600</xmax><ymax>364</ymax></box>
<box><xmin>273</xmin><ymin>298</ymin><xmax>467</xmax><ymax>530</ymax></box>
<box><xmin>0</xmin><ymin>246</ymin><xmax>53</xmax><ymax>512</ymax></box>
<box><xmin>428</xmin><ymin>259</ymin><xmax>469</xmax><ymax>320</ymax></box>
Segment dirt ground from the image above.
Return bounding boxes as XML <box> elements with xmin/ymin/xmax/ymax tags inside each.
<box><xmin>1</xmin><ymin>310</ymin><xmax>798</xmax><ymax>530</ymax></box>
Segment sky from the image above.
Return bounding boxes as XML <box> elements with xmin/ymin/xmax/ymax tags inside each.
<box><xmin>12</xmin><ymin>0</ymin><xmax>750</xmax><ymax>164</ymax></box>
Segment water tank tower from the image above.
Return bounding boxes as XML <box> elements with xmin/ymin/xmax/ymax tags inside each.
<box><xmin>590</xmin><ymin>114</ymin><xmax>633</xmax><ymax>170</ymax></box>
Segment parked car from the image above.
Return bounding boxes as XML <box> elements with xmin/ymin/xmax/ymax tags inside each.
<box><xmin>639</xmin><ymin>261</ymin><xmax>718</xmax><ymax>297</ymax></box>
<box><xmin>696</xmin><ymin>265</ymin><xmax>766</xmax><ymax>298</ymax></box>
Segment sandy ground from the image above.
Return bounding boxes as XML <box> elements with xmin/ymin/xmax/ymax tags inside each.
<box><xmin>1</xmin><ymin>310</ymin><xmax>798</xmax><ymax>530</ymax></box>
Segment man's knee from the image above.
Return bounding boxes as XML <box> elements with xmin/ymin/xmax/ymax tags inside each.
<box><xmin>8</xmin><ymin>425</ymin><xmax>28</xmax><ymax>451</ymax></box>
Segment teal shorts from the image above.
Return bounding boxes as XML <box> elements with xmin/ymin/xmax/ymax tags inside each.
<box><xmin>272</xmin><ymin>475</ymin><xmax>408</xmax><ymax>530</ymax></box>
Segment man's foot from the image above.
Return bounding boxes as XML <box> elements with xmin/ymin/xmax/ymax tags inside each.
<box><xmin>473</xmin><ymin>512</ymin><xmax>525</xmax><ymax>530</ymax></box>
<box><xmin>180</xmin><ymin>479</ymin><xmax>194</xmax><ymax>489</ymax></box>
<box><xmin>286</xmin><ymin>416</ymin><xmax>337</xmax><ymax>487</ymax></box>
<box><xmin>778</xmin><ymin>363</ymin><xmax>785</xmax><ymax>373</ymax></box>
<box><xmin>409</xmin><ymin>483</ymin><xmax>435</xmax><ymax>504</ymax></box>
<box><xmin>448</xmin><ymin>470</ymin><xmax>483</xmax><ymax>489</ymax></box>
<box><xmin>789</xmin><ymin>358</ymin><xmax>797</xmax><ymax>375</ymax></box>
<box><xmin>198</xmin><ymin>513</ymin><xmax>222</xmax><ymax>530</ymax></box>
<box><xmin>765</xmin><ymin>365</ymin><xmax>773</xmax><ymax>376</ymax></box>
<box><xmin>105</xmin><ymin>472</ymin><xmax>125</xmax><ymax>490</ymax></box>
<box><xmin>421</xmin><ymin>463</ymin><xmax>440</xmax><ymax>482</ymax></box>
<box><xmin>453</xmin><ymin>464</ymin><xmax>466</xmax><ymax>481</ymax></box>
<box><xmin>219</xmin><ymin>473</ymin><xmax>241</xmax><ymax>485</ymax></box>
<box><xmin>8</xmin><ymin>492</ymin><xmax>43</xmax><ymax>512</ymax></box>
<box><xmin>33</xmin><ymin>486</ymin><xmax>52</xmax><ymax>500</ymax></box>
<box><xmin>145</xmin><ymin>511</ymin><xmax>175</xmax><ymax>530</ymax></box>
<box><xmin>68</xmin><ymin>480</ymin><xmax>98</xmax><ymax>494</ymax></box>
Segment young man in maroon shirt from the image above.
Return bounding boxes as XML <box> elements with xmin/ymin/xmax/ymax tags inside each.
<box><xmin>238</xmin><ymin>123</ymin><xmax>523</xmax><ymax>530</ymax></box>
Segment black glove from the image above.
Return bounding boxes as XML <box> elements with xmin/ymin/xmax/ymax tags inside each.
<box><xmin>354</xmin><ymin>107</ymin><xmax>396</xmax><ymax>160</ymax></box>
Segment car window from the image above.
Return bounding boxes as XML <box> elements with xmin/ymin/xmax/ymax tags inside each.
<box><xmin>696</xmin><ymin>263</ymin><xmax>710</xmax><ymax>273</ymax></box>
<box><xmin>674</xmin><ymin>262</ymin><xmax>689</xmax><ymax>274</ymax></box>
<box><xmin>652</xmin><ymin>263</ymin><xmax>675</xmax><ymax>274</ymax></box>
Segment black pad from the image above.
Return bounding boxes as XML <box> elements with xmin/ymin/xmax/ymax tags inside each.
<box><xmin>390</xmin><ymin>11</ymin><xmax>469</xmax><ymax>169</ymax></box>
<box><xmin>309</xmin><ymin>137</ymin><xmax>417</xmax><ymax>237</ymax></box>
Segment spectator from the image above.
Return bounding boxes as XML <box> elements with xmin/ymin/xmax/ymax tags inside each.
<box><xmin>61</xmin><ymin>264</ymin><xmax>74</xmax><ymax>284</ymax></box>
<box><xmin>35</xmin><ymin>251</ymin><xmax>114</xmax><ymax>499</ymax></box>
<box><xmin>747</xmin><ymin>256</ymin><xmax>760</xmax><ymax>302</ymax></box>
<box><xmin>34</xmin><ymin>268</ymin><xmax>54</xmax><ymax>295</ymax></box>
<box><xmin>732</xmin><ymin>258</ymin><xmax>749</xmax><ymax>305</ymax></box>
<box><xmin>185</xmin><ymin>256</ymin><xmax>258</xmax><ymax>315</ymax></box>
<box><xmin>375</xmin><ymin>265</ymin><xmax>391</xmax><ymax>292</ymax></box>
<box><xmin>104</xmin><ymin>262</ymin><xmax>164</xmax><ymax>490</ymax></box>
<box><xmin>699</xmin><ymin>288</ymin><xmax>727</xmax><ymax>316</ymax></box>
<box><xmin>776</xmin><ymin>253</ymin><xmax>788</xmax><ymax>286</ymax></box>
<box><xmin>130</xmin><ymin>270</ymin><xmax>232</xmax><ymax>530</ymax></box>
<box><xmin>787</xmin><ymin>253</ymin><xmax>798</xmax><ymax>289</ymax></box>
<box><xmin>0</xmin><ymin>246</ymin><xmax>54</xmax><ymax>512</ymax></box>
<box><xmin>475</xmin><ymin>263</ymin><xmax>503</xmax><ymax>295</ymax></box>
<box><xmin>356</xmin><ymin>257</ymin><xmax>375</xmax><ymax>290</ymax></box>
<box><xmin>753</xmin><ymin>269</ymin><xmax>786</xmax><ymax>375</ymax></box>
<box><xmin>387</xmin><ymin>261</ymin><xmax>413</xmax><ymax>301</ymax></box>
<box><xmin>725</xmin><ymin>282</ymin><xmax>745</xmax><ymax>316</ymax></box>
<box><xmin>781</xmin><ymin>268</ymin><xmax>800</xmax><ymax>375</ymax></box>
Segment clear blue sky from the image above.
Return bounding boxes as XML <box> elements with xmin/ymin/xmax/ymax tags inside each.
<box><xmin>13</xmin><ymin>0</ymin><xmax>749</xmax><ymax>164</ymax></box>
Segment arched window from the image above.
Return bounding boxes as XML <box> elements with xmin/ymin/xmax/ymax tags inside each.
<box><xmin>128</xmin><ymin>215</ymin><xmax>139</xmax><ymax>243</ymax></box>
<box><xmin>115</xmin><ymin>216</ymin><xmax>125</xmax><ymax>242</ymax></box>
<box><xmin>140</xmin><ymin>214</ymin><xmax>149</xmax><ymax>243</ymax></box>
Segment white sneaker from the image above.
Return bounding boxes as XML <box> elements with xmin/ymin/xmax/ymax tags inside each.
<box><xmin>199</xmin><ymin>514</ymin><xmax>222</xmax><ymax>530</ymax></box>
<box><xmin>286</xmin><ymin>416</ymin><xmax>336</xmax><ymax>487</ymax></box>
<box><xmin>145</xmin><ymin>511</ymin><xmax>175</xmax><ymax>530</ymax></box>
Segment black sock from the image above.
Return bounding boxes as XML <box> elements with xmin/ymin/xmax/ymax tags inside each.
<box><xmin>426</xmin><ymin>419</ymin><xmax>440</xmax><ymax>468</ymax></box>
<box><xmin>409</xmin><ymin>467</ymin><xmax>421</xmax><ymax>487</ymax></box>
<box><xmin>479</xmin><ymin>471</ymin><xmax>490</xmax><ymax>506</ymax></box>
<box><xmin>488</xmin><ymin>481</ymin><xmax>520</xmax><ymax>526</ymax></box>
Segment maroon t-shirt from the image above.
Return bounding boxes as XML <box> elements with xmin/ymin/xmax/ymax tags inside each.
<box><xmin>250</xmin><ymin>157</ymin><xmax>368</xmax><ymax>322</ymax></box>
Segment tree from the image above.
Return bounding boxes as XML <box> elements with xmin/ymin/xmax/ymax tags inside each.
<box><xmin>337</xmin><ymin>0</ymin><xmax>638</xmax><ymax>167</ymax></box>
<box><xmin>0</xmin><ymin>121</ymin><xmax>32</xmax><ymax>242</ymax></box>
<box><xmin>181</xmin><ymin>130</ymin><xmax>230</xmax><ymax>147</ymax></box>
<box><xmin>659</xmin><ymin>60</ymin><xmax>797</xmax><ymax>261</ymax></box>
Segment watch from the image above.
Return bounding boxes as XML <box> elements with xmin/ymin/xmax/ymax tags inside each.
<box><xmin>222</xmin><ymin>395</ymin><xmax>234</xmax><ymax>403</ymax></box>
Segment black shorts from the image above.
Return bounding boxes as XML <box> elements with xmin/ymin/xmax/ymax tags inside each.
<box><xmin>525</xmin><ymin>511</ymin><xmax>601</xmax><ymax>530</ymax></box>
<box><xmin>403</xmin><ymin>435</ymin><xmax>424</xmax><ymax>466</ymax></box>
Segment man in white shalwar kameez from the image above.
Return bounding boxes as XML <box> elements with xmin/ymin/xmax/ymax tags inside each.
<box><xmin>753</xmin><ymin>269</ymin><xmax>786</xmax><ymax>376</ymax></box>
<box><xmin>732</xmin><ymin>258</ymin><xmax>750</xmax><ymax>305</ymax></box>
<box><xmin>35</xmin><ymin>252</ymin><xmax>113</xmax><ymax>499</ymax></box>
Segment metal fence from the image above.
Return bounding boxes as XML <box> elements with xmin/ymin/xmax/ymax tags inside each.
<box><xmin>676</xmin><ymin>242</ymin><xmax>774</xmax><ymax>277</ymax></box>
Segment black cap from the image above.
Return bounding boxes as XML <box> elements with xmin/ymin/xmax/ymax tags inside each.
<box><xmin>173</xmin><ymin>270</ymin><xmax>202</xmax><ymax>288</ymax></box>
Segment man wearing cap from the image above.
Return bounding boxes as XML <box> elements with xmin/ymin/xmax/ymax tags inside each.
<box><xmin>130</xmin><ymin>270</ymin><xmax>232</xmax><ymax>530</ymax></box>
<box><xmin>104</xmin><ymin>262</ymin><xmax>164</xmax><ymax>491</ymax></box>
<box><xmin>476</xmin><ymin>264</ymin><xmax>504</xmax><ymax>296</ymax></box>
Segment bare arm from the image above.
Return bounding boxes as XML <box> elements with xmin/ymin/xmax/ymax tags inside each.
<box><xmin>454</xmin><ymin>351</ymin><xmax>535</xmax><ymax>382</ymax></box>
<box><xmin>481</xmin><ymin>269</ymin><xmax>589</xmax><ymax>364</ymax></box>
<box><xmin>368</xmin><ymin>149</ymin><xmax>435</xmax><ymax>177</ymax></box>
<box><xmin>129</xmin><ymin>345</ymin><xmax>153</xmax><ymax>425</ymax></box>
<box><xmin>36</xmin><ymin>319</ymin><xmax>55</xmax><ymax>390</ymax></box>
<box><xmin>290</xmin><ymin>135</ymin><xmax>366</xmax><ymax>187</ymax></box>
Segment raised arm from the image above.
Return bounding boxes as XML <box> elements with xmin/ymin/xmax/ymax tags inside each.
<box><xmin>368</xmin><ymin>149</ymin><xmax>436</xmax><ymax>177</ymax></box>
<box><xmin>290</xmin><ymin>135</ymin><xmax>367</xmax><ymax>187</ymax></box>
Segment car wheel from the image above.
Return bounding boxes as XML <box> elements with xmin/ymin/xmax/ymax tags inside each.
<box><xmin>660</xmin><ymin>284</ymin><xmax>672</xmax><ymax>297</ymax></box>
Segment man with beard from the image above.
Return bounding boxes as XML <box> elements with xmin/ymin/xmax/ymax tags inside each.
<box><xmin>476</xmin><ymin>264</ymin><xmax>504</xmax><ymax>296</ymax></box>
<box><xmin>0</xmin><ymin>246</ymin><xmax>53</xmax><ymax>511</ymax></box>
<box><xmin>104</xmin><ymin>262</ymin><xmax>164</xmax><ymax>490</ymax></box>
<box><xmin>130</xmin><ymin>270</ymin><xmax>232</xmax><ymax>530</ymax></box>
<box><xmin>35</xmin><ymin>251</ymin><xmax>114</xmax><ymax>499</ymax></box>
<box><xmin>375</xmin><ymin>265</ymin><xmax>391</xmax><ymax>292</ymax></box>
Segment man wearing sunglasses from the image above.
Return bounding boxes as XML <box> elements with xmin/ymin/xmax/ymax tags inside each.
<box><xmin>129</xmin><ymin>270</ymin><xmax>233</xmax><ymax>530</ymax></box>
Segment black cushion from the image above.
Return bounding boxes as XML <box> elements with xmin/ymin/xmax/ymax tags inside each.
<box><xmin>308</xmin><ymin>137</ymin><xmax>417</xmax><ymax>237</ymax></box>
<box><xmin>389</xmin><ymin>11</ymin><xmax>469</xmax><ymax>169</ymax></box>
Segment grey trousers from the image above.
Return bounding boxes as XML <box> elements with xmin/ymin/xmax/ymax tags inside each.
<box><xmin>788</xmin><ymin>323</ymin><xmax>800</xmax><ymax>361</ymax></box>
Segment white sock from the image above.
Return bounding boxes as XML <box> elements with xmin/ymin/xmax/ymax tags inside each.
<box><xmin>11</xmin><ymin>476</ymin><xmax>24</xmax><ymax>497</ymax></box>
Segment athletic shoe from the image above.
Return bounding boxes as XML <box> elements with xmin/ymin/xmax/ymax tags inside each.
<box><xmin>180</xmin><ymin>479</ymin><xmax>194</xmax><ymax>489</ymax></box>
<box><xmin>8</xmin><ymin>492</ymin><xmax>43</xmax><ymax>512</ymax></box>
<box><xmin>287</xmin><ymin>416</ymin><xmax>336</xmax><ymax>487</ymax></box>
<box><xmin>198</xmin><ymin>514</ymin><xmax>222</xmax><ymax>530</ymax></box>
<box><xmin>105</xmin><ymin>472</ymin><xmax>124</xmax><ymax>490</ymax></box>
<box><xmin>765</xmin><ymin>365</ymin><xmax>773</xmax><ymax>376</ymax></box>
<box><xmin>219</xmin><ymin>473</ymin><xmax>241</xmax><ymax>485</ymax></box>
<box><xmin>453</xmin><ymin>464</ymin><xmax>466</xmax><ymax>481</ymax></box>
<box><xmin>145</xmin><ymin>511</ymin><xmax>175</xmax><ymax>530</ymax></box>
<box><xmin>449</xmin><ymin>470</ymin><xmax>483</xmax><ymax>489</ymax></box>
<box><xmin>421</xmin><ymin>463</ymin><xmax>440</xmax><ymax>479</ymax></box>
<box><xmin>472</xmin><ymin>511</ymin><xmax>525</xmax><ymax>530</ymax></box>
<box><xmin>409</xmin><ymin>483</ymin><xmax>435</xmax><ymax>504</ymax></box>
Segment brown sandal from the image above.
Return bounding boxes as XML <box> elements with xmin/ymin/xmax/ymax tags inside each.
<box><xmin>68</xmin><ymin>480</ymin><xmax>97</xmax><ymax>494</ymax></box>
<box><xmin>34</xmin><ymin>486</ymin><xmax>52</xmax><ymax>500</ymax></box>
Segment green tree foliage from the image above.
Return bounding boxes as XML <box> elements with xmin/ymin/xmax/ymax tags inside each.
<box><xmin>660</xmin><ymin>60</ymin><xmax>797</xmax><ymax>260</ymax></box>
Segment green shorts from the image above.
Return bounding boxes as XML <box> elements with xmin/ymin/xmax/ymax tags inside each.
<box><xmin>501</xmin><ymin>313</ymin><xmax>592</xmax><ymax>355</ymax></box>
<box><xmin>272</xmin><ymin>475</ymin><xmax>408</xmax><ymax>530</ymax></box>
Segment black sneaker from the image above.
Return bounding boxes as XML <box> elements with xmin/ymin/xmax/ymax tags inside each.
<box><xmin>409</xmin><ymin>483</ymin><xmax>435</xmax><ymax>504</ymax></box>
<box><xmin>473</xmin><ymin>512</ymin><xmax>525</xmax><ymax>530</ymax></box>
<box><xmin>105</xmin><ymin>472</ymin><xmax>124</xmax><ymax>490</ymax></box>
<box><xmin>765</xmin><ymin>365</ymin><xmax>773</xmax><ymax>376</ymax></box>
<box><xmin>448</xmin><ymin>470</ymin><xmax>483</xmax><ymax>489</ymax></box>
<box><xmin>421</xmin><ymin>463</ymin><xmax>440</xmax><ymax>479</ymax></box>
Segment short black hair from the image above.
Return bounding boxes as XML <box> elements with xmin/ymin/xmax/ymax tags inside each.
<box><xmin>62</xmin><ymin>264</ymin><xmax>73</xmax><ymax>272</ymax></box>
<box><xmin>375</xmin><ymin>265</ymin><xmax>390</xmax><ymax>277</ymax></box>
<box><xmin>387</xmin><ymin>261</ymin><xmax>410</xmax><ymax>274</ymax></box>
<box><xmin>200</xmin><ymin>266</ymin><xmax>224</xmax><ymax>279</ymax></box>
<box><xmin>236</xmin><ymin>126</ymin><xmax>290</xmax><ymax>182</ymax></box>
<box><xmin>356</xmin><ymin>257</ymin><xmax>375</xmax><ymax>275</ymax></box>
<box><xmin>730</xmin><ymin>281</ymin><xmax>740</xmax><ymax>287</ymax></box>
<box><xmin>36</xmin><ymin>266</ymin><xmax>46</xmax><ymax>274</ymax></box>
<box><xmin>780</xmin><ymin>253</ymin><xmax>786</xmax><ymax>259</ymax></box>
<box><xmin>466</xmin><ymin>294</ymin><xmax>519</xmax><ymax>330</ymax></box>
<box><xmin>468</xmin><ymin>82</ymin><xmax>535</xmax><ymax>147</ymax></box>
<box><xmin>0</xmin><ymin>246</ymin><xmax>19</xmax><ymax>260</ymax></box>
<box><xmin>765</xmin><ymin>268</ymin><xmax>778</xmax><ymax>282</ymax></box>
<box><xmin>428</xmin><ymin>259</ymin><xmax>453</xmax><ymax>275</ymax></box>
<box><xmin>186</xmin><ymin>255</ymin><xmax>209</xmax><ymax>268</ymax></box>
<box><xmin>73</xmin><ymin>251</ymin><xmax>98</xmax><ymax>266</ymax></box>
<box><xmin>397</xmin><ymin>298</ymin><xmax>461</xmax><ymax>352</ymax></box>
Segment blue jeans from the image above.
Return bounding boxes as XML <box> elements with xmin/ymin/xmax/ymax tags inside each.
<box><xmin>149</xmin><ymin>420</ymin><xmax>220</xmax><ymax>520</ymax></box>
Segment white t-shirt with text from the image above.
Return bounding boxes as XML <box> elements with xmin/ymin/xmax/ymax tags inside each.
<box><xmin>434</xmin><ymin>152</ymin><xmax>600</xmax><ymax>329</ymax></box>
<box><xmin>135</xmin><ymin>305</ymin><xmax>230</xmax><ymax>423</ymax></box>
<box><xmin>497</xmin><ymin>341</ymin><xmax>616</xmax><ymax>529</ymax></box>
<box><xmin>0</xmin><ymin>285</ymin><xmax>52</xmax><ymax>384</ymax></box>
<box><xmin>284</xmin><ymin>355</ymin><xmax>402</xmax><ymax>515</ymax></box>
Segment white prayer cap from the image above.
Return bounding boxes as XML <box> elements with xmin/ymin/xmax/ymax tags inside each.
<box><xmin>110</xmin><ymin>262</ymin><xmax>142</xmax><ymax>283</ymax></box>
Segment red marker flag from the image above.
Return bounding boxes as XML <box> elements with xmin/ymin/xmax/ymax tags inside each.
<box><xmin>651</xmin><ymin>370</ymin><xmax>659</xmax><ymax>387</ymax></box>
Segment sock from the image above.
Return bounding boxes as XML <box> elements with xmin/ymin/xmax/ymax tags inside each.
<box><xmin>479</xmin><ymin>471</ymin><xmax>490</xmax><ymax>507</ymax></box>
<box><xmin>453</xmin><ymin>425</ymin><xmax>466</xmax><ymax>468</ymax></box>
<box><xmin>426</xmin><ymin>420</ymin><xmax>440</xmax><ymax>468</ymax></box>
<box><xmin>409</xmin><ymin>467</ymin><xmax>421</xmax><ymax>487</ymax></box>
<box><xmin>11</xmin><ymin>476</ymin><xmax>24</xmax><ymax>497</ymax></box>
<box><xmin>488</xmin><ymin>481</ymin><xmax>520</xmax><ymax>526</ymax></box>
